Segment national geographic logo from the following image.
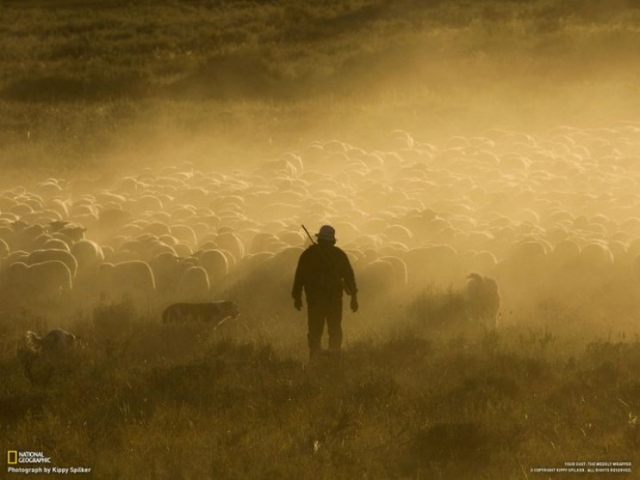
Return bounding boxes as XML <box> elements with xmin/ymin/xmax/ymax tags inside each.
<box><xmin>7</xmin><ymin>450</ymin><xmax>52</xmax><ymax>464</ymax></box>
<box><xmin>6</xmin><ymin>449</ymin><xmax>92</xmax><ymax>475</ymax></box>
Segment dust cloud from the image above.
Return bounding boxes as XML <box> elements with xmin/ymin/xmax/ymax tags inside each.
<box><xmin>2</xmin><ymin>0</ymin><xmax>640</xmax><ymax>353</ymax></box>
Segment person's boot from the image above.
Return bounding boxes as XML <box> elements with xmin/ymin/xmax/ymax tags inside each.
<box><xmin>328</xmin><ymin>346</ymin><xmax>342</xmax><ymax>361</ymax></box>
<box><xmin>309</xmin><ymin>347</ymin><xmax>322</xmax><ymax>362</ymax></box>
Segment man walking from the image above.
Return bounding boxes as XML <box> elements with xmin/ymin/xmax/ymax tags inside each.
<box><xmin>292</xmin><ymin>225</ymin><xmax>358</xmax><ymax>359</ymax></box>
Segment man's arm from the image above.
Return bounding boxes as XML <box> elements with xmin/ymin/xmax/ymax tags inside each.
<box><xmin>339</xmin><ymin>250</ymin><xmax>358</xmax><ymax>297</ymax></box>
<box><xmin>339</xmin><ymin>250</ymin><xmax>359</xmax><ymax>312</ymax></box>
<box><xmin>292</xmin><ymin>252</ymin><xmax>307</xmax><ymax>310</ymax></box>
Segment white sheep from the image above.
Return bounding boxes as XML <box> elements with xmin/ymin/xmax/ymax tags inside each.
<box><xmin>71</xmin><ymin>239</ymin><xmax>105</xmax><ymax>271</ymax></box>
<box><xmin>196</xmin><ymin>249</ymin><xmax>229</xmax><ymax>286</ymax></box>
<box><xmin>177</xmin><ymin>266</ymin><xmax>211</xmax><ymax>301</ymax></box>
<box><xmin>149</xmin><ymin>252</ymin><xmax>182</xmax><ymax>294</ymax></box>
<box><xmin>27</xmin><ymin>249</ymin><xmax>78</xmax><ymax>278</ymax></box>
<box><xmin>171</xmin><ymin>224</ymin><xmax>198</xmax><ymax>247</ymax></box>
<box><xmin>214</xmin><ymin>232</ymin><xmax>245</xmax><ymax>261</ymax></box>
<box><xmin>99</xmin><ymin>260</ymin><xmax>156</xmax><ymax>302</ymax></box>
<box><xmin>41</xmin><ymin>238</ymin><xmax>71</xmax><ymax>252</ymax></box>
<box><xmin>0</xmin><ymin>238</ymin><xmax>8</xmax><ymax>259</ymax></box>
<box><xmin>8</xmin><ymin>260</ymin><xmax>73</xmax><ymax>300</ymax></box>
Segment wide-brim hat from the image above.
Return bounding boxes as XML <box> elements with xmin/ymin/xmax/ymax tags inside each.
<box><xmin>315</xmin><ymin>225</ymin><xmax>336</xmax><ymax>242</ymax></box>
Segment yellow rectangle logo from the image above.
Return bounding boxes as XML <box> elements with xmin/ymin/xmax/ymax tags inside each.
<box><xmin>7</xmin><ymin>450</ymin><xmax>18</xmax><ymax>465</ymax></box>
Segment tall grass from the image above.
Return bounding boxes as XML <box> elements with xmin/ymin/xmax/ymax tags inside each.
<box><xmin>3</xmin><ymin>295</ymin><xmax>640</xmax><ymax>478</ymax></box>
<box><xmin>1</xmin><ymin>0</ymin><xmax>640</xmax><ymax>171</ymax></box>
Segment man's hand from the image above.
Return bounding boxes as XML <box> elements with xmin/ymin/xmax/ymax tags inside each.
<box><xmin>294</xmin><ymin>298</ymin><xmax>303</xmax><ymax>311</ymax></box>
<box><xmin>350</xmin><ymin>295</ymin><xmax>359</xmax><ymax>313</ymax></box>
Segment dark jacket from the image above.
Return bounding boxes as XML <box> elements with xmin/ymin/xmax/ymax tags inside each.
<box><xmin>292</xmin><ymin>243</ymin><xmax>357</xmax><ymax>302</ymax></box>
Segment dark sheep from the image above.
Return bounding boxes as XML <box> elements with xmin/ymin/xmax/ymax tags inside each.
<box><xmin>17</xmin><ymin>329</ymin><xmax>79</xmax><ymax>385</ymax></box>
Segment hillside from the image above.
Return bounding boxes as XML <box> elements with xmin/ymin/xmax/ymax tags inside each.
<box><xmin>1</xmin><ymin>0</ymin><xmax>640</xmax><ymax>171</ymax></box>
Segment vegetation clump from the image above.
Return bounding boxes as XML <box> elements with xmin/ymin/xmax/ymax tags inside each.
<box><xmin>3</xmin><ymin>303</ymin><xmax>640</xmax><ymax>477</ymax></box>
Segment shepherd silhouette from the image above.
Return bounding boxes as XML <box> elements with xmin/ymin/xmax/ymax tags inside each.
<box><xmin>292</xmin><ymin>225</ymin><xmax>358</xmax><ymax>360</ymax></box>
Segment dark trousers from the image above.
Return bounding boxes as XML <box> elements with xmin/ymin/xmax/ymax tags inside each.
<box><xmin>307</xmin><ymin>296</ymin><xmax>343</xmax><ymax>356</ymax></box>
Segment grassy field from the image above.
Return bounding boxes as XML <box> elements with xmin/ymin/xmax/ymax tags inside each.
<box><xmin>1</xmin><ymin>0</ymin><xmax>640</xmax><ymax>172</ymax></box>
<box><xmin>2</xmin><ymin>295</ymin><xmax>640</xmax><ymax>479</ymax></box>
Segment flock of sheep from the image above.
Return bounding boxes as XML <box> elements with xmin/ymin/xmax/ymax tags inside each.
<box><xmin>5</xmin><ymin>122</ymin><xmax>640</xmax><ymax>379</ymax></box>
